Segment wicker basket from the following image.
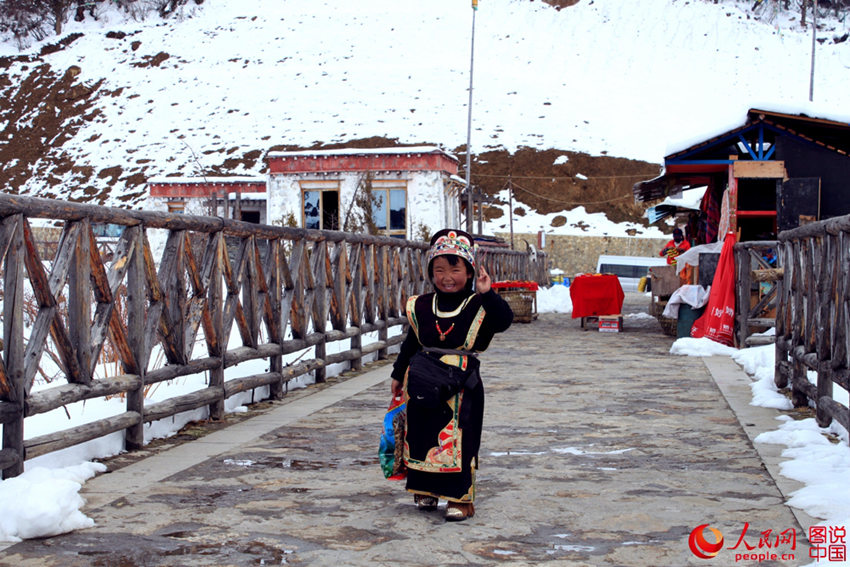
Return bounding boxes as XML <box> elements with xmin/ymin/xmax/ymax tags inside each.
<box><xmin>650</xmin><ymin>298</ymin><xmax>677</xmax><ymax>336</ymax></box>
<box><xmin>498</xmin><ymin>289</ymin><xmax>535</xmax><ymax>323</ymax></box>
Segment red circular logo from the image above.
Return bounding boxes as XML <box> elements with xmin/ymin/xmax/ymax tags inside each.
<box><xmin>689</xmin><ymin>524</ymin><xmax>724</xmax><ymax>559</ymax></box>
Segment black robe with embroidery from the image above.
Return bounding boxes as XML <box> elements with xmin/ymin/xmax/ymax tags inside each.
<box><xmin>391</xmin><ymin>289</ymin><xmax>513</xmax><ymax>502</ymax></box>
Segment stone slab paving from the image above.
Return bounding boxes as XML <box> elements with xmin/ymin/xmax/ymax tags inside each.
<box><xmin>1</xmin><ymin>294</ymin><xmax>814</xmax><ymax>566</ymax></box>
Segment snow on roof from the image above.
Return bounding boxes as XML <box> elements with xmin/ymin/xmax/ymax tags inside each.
<box><xmin>225</xmin><ymin>192</ymin><xmax>268</xmax><ymax>200</ymax></box>
<box><xmin>267</xmin><ymin>146</ymin><xmax>457</xmax><ymax>160</ymax></box>
<box><xmin>147</xmin><ymin>176</ymin><xmax>266</xmax><ymax>184</ymax></box>
<box><xmin>662</xmin><ymin>105</ymin><xmax>850</xmax><ymax>158</ymax></box>
<box><xmin>658</xmin><ymin>186</ymin><xmax>707</xmax><ymax>210</ymax></box>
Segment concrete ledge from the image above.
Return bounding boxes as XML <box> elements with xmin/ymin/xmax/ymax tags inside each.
<box><xmin>702</xmin><ymin>355</ymin><xmax>820</xmax><ymax>534</ymax></box>
<box><xmin>81</xmin><ymin>364</ymin><xmax>393</xmax><ymax>510</ymax></box>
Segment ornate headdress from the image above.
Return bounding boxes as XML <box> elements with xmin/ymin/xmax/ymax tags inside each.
<box><xmin>427</xmin><ymin>228</ymin><xmax>476</xmax><ymax>270</ymax></box>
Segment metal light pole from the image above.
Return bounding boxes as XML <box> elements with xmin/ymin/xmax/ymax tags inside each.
<box><xmin>809</xmin><ymin>0</ymin><xmax>817</xmax><ymax>101</ymax></box>
<box><xmin>465</xmin><ymin>0</ymin><xmax>478</xmax><ymax>234</ymax></box>
<box><xmin>508</xmin><ymin>178</ymin><xmax>515</xmax><ymax>250</ymax></box>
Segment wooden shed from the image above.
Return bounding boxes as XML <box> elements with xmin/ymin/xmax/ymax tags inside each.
<box><xmin>634</xmin><ymin>108</ymin><xmax>850</xmax><ymax>244</ymax></box>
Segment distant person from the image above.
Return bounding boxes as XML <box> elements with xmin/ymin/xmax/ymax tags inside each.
<box><xmin>390</xmin><ymin>228</ymin><xmax>513</xmax><ymax>521</ymax></box>
<box><xmin>661</xmin><ymin>228</ymin><xmax>693</xmax><ymax>285</ymax></box>
<box><xmin>660</xmin><ymin>228</ymin><xmax>691</xmax><ymax>266</ymax></box>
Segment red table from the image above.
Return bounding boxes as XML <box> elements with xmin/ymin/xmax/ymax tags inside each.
<box><xmin>569</xmin><ymin>274</ymin><xmax>624</xmax><ymax>319</ymax></box>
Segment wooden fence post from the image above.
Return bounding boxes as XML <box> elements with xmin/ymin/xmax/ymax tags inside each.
<box><xmin>268</xmin><ymin>238</ymin><xmax>284</xmax><ymax>399</ymax></box>
<box><xmin>68</xmin><ymin>219</ymin><xmax>93</xmax><ymax>383</ymax></box>
<box><xmin>349</xmin><ymin>242</ymin><xmax>363</xmax><ymax>372</ymax></box>
<box><xmin>734</xmin><ymin>246</ymin><xmax>748</xmax><ymax>348</ymax></box>
<box><xmin>377</xmin><ymin>245</ymin><xmax>388</xmax><ymax>360</ymax></box>
<box><xmin>791</xmin><ymin>237</ymin><xmax>809</xmax><ymax>406</ymax></box>
<box><xmin>815</xmin><ymin>234</ymin><xmax>833</xmax><ymax>428</ymax></box>
<box><xmin>242</xmin><ymin>237</ymin><xmax>258</xmax><ymax>350</ymax></box>
<box><xmin>125</xmin><ymin>226</ymin><xmax>146</xmax><ymax>450</ymax></box>
<box><xmin>208</xmin><ymin>233</ymin><xmax>225</xmax><ymax>419</ymax></box>
<box><xmin>1</xmin><ymin>215</ymin><xmax>24</xmax><ymax>478</ymax></box>
<box><xmin>312</xmin><ymin>241</ymin><xmax>327</xmax><ymax>383</ymax></box>
<box><xmin>774</xmin><ymin>238</ymin><xmax>790</xmax><ymax>389</ymax></box>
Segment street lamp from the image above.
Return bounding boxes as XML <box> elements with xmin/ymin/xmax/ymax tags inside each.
<box><xmin>465</xmin><ymin>0</ymin><xmax>478</xmax><ymax>234</ymax></box>
<box><xmin>809</xmin><ymin>0</ymin><xmax>818</xmax><ymax>101</ymax></box>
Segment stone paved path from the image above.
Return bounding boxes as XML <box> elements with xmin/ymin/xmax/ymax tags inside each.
<box><xmin>0</xmin><ymin>294</ymin><xmax>814</xmax><ymax>566</ymax></box>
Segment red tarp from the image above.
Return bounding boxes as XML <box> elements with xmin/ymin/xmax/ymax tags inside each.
<box><xmin>492</xmin><ymin>281</ymin><xmax>539</xmax><ymax>291</ymax></box>
<box><xmin>690</xmin><ymin>231</ymin><xmax>736</xmax><ymax>345</ymax></box>
<box><xmin>570</xmin><ymin>274</ymin><xmax>624</xmax><ymax>318</ymax></box>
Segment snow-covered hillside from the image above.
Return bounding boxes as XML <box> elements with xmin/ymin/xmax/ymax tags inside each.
<box><xmin>1</xmin><ymin>0</ymin><xmax>849</xmax><ymax>233</ymax></box>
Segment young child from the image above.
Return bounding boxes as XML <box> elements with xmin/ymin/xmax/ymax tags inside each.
<box><xmin>390</xmin><ymin>228</ymin><xmax>513</xmax><ymax>521</ymax></box>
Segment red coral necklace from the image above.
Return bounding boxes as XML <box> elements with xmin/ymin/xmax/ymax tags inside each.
<box><xmin>432</xmin><ymin>293</ymin><xmax>472</xmax><ymax>341</ymax></box>
<box><xmin>435</xmin><ymin>321</ymin><xmax>454</xmax><ymax>342</ymax></box>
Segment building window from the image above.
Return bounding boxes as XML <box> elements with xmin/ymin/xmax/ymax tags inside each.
<box><xmin>229</xmin><ymin>199</ymin><xmax>264</xmax><ymax>224</ymax></box>
<box><xmin>167</xmin><ymin>200</ymin><xmax>185</xmax><ymax>214</ymax></box>
<box><xmin>92</xmin><ymin>224</ymin><xmax>125</xmax><ymax>238</ymax></box>
<box><xmin>300</xmin><ymin>181</ymin><xmax>340</xmax><ymax>230</ymax></box>
<box><xmin>371</xmin><ymin>181</ymin><xmax>407</xmax><ymax>237</ymax></box>
<box><xmin>241</xmin><ymin>210</ymin><xmax>261</xmax><ymax>224</ymax></box>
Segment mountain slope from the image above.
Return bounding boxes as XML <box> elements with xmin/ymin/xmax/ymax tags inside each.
<box><xmin>1</xmin><ymin>0</ymin><xmax>848</xmax><ymax>227</ymax></box>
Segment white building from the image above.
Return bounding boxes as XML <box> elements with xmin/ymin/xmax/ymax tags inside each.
<box><xmin>148</xmin><ymin>146</ymin><xmax>464</xmax><ymax>240</ymax></box>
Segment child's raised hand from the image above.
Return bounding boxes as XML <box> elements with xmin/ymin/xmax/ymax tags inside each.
<box><xmin>476</xmin><ymin>264</ymin><xmax>492</xmax><ymax>294</ymax></box>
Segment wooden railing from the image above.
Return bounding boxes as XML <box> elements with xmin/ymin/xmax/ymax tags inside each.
<box><xmin>0</xmin><ymin>193</ymin><xmax>544</xmax><ymax>478</ymax></box>
<box><xmin>734</xmin><ymin>240</ymin><xmax>780</xmax><ymax>347</ymax></box>
<box><xmin>774</xmin><ymin>215</ymin><xmax>850</xmax><ymax>436</ymax></box>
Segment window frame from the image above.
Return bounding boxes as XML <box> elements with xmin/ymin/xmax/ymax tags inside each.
<box><xmin>300</xmin><ymin>180</ymin><xmax>341</xmax><ymax>231</ymax></box>
<box><xmin>370</xmin><ymin>180</ymin><xmax>408</xmax><ymax>238</ymax></box>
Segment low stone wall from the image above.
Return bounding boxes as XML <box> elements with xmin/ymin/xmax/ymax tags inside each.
<box><xmin>496</xmin><ymin>232</ymin><xmax>669</xmax><ymax>280</ymax></box>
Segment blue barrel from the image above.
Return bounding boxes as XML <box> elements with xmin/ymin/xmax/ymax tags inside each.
<box><xmin>677</xmin><ymin>305</ymin><xmax>705</xmax><ymax>338</ymax></box>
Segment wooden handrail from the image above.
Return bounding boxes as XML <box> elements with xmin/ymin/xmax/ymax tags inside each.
<box><xmin>774</xmin><ymin>214</ymin><xmax>850</xmax><ymax>438</ymax></box>
<box><xmin>0</xmin><ymin>193</ymin><xmax>546</xmax><ymax>478</ymax></box>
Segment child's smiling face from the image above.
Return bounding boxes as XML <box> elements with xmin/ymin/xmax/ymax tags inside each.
<box><xmin>431</xmin><ymin>256</ymin><xmax>472</xmax><ymax>293</ymax></box>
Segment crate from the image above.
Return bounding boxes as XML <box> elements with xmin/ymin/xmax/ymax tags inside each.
<box><xmin>598</xmin><ymin>315</ymin><xmax>623</xmax><ymax>333</ymax></box>
<box><xmin>649</xmin><ymin>265</ymin><xmax>680</xmax><ymax>298</ymax></box>
<box><xmin>498</xmin><ymin>288</ymin><xmax>536</xmax><ymax>323</ymax></box>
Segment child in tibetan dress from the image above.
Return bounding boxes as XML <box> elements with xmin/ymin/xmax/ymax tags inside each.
<box><xmin>390</xmin><ymin>228</ymin><xmax>513</xmax><ymax>521</ymax></box>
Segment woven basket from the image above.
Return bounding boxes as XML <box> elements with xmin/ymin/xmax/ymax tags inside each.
<box><xmin>498</xmin><ymin>289</ymin><xmax>535</xmax><ymax>323</ymax></box>
<box><xmin>650</xmin><ymin>299</ymin><xmax>677</xmax><ymax>336</ymax></box>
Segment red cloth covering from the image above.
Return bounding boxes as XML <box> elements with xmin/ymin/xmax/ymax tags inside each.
<box><xmin>492</xmin><ymin>280</ymin><xmax>539</xmax><ymax>291</ymax></box>
<box><xmin>690</xmin><ymin>232</ymin><xmax>736</xmax><ymax>345</ymax></box>
<box><xmin>569</xmin><ymin>274</ymin><xmax>624</xmax><ymax>318</ymax></box>
<box><xmin>700</xmin><ymin>184</ymin><xmax>722</xmax><ymax>245</ymax></box>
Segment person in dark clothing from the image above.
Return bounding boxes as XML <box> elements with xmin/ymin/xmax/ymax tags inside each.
<box><xmin>660</xmin><ymin>227</ymin><xmax>691</xmax><ymax>266</ymax></box>
<box><xmin>390</xmin><ymin>228</ymin><xmax>513</xmax><ymax>521</ymax></box>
